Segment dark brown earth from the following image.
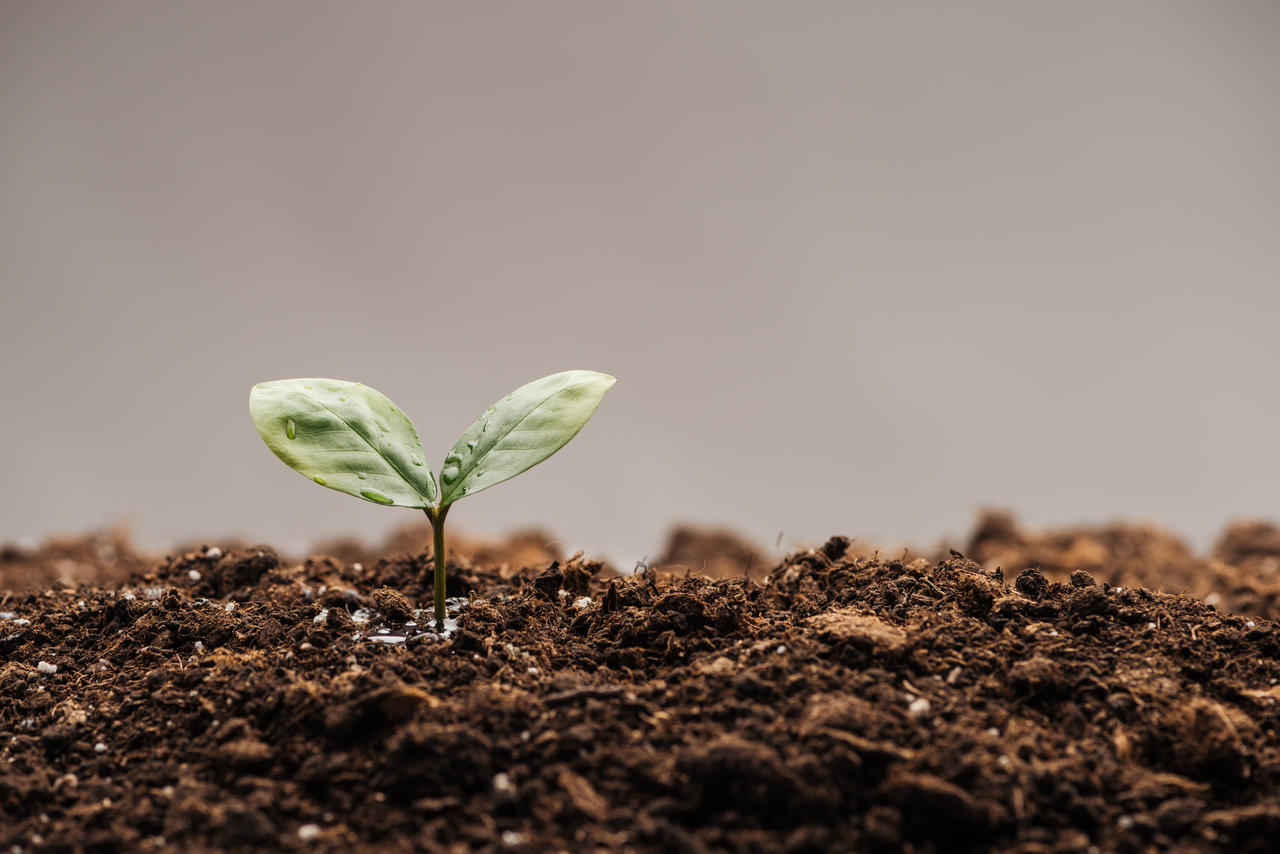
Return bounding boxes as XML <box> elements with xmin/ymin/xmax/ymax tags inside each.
<box><xmin>3</xmin><ymin>515</ymin><xmax>1280</xmax><ymax>853</ymax></box>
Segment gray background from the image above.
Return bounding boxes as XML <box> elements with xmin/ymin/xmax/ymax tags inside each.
<box><xmin>2</xmin><ymin>1</ymin><xmax>1278</xmax><ymax>563</ymax></box>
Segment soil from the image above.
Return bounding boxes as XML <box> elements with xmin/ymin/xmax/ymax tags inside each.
<box><xmin>3</xmin><ymin>516</ymin><xmax>1280</xmax><ymax>853</ymax></box>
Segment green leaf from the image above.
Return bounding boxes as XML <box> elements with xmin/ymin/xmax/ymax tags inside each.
<box><xmin>249</xmin><ymin>379</ymin><xmax>437</xmax><ymax>508</ymax></box>
<box><xmin>438</xmin><ymin>370</ymin><xmax>616</xmax><ymax>506</ymax></box>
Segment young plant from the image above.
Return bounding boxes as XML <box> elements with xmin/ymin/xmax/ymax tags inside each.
<box><xmin>249</xmin><ymin>370</ymin><xmax>616</xmax><ymax>630</ymax></box>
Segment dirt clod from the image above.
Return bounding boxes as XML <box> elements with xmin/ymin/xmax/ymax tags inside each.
<box><xmin>371</xmin><ymin>586</ymin><xmax>414</xmax><ymax>622</ymax></box>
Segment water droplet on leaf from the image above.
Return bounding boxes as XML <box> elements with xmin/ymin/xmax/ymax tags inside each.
<box><xmin>313</xmin><ymin>476</ymin><xmax>327</xmax><ymax>485</ymax></box>
<box><xmin>286</xmin><ymin>420</ymin><xmax>296</xmax><ymax>439</ymax></box>
<box><xmin>411</xmin><ymin>456</ymin><xmax>424</xmax><ymax>466</ymax></box>
<box><xmin>360</xmin><ymin>489</ymin><xmax>393</xmax><ymax>504</ymax></box>
<box><xmin>356</xmin><ymin>472</ymin><xmax>367</xmax><ymax>480</ymax></box>
<box><xmin>441</xmin><ymin>465</ymin><xmax>460</xmax><ymax>484</ymax></box>
<box><xmin>466</xmin><ymin>440</ymin><xmax>477</xmax><ymax>450</ymax></box>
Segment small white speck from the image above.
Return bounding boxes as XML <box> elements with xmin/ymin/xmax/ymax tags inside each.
<box><xmin>188</xmin><ymin>569</ymin><xmax>201</xmax><ymax>581</ymax></box>
<box><xmin>193</xmin><ymin>641</ymin><xmax>204</xmax><ymax>653</ymax></box>
<box><xmin>1146</xmin><ymin>622</ymin><xmax>1156</xmax><ymax>630</ymax></box>
<box><xmin>204</xmin><ymin>547</ymin><xmax>222</xmax><ymax>560</ymax></box>
<box><xmin>297</xmin><ymin>824</ymin><xmax>321</xmax><ymax>841</ymax></box>
<box><xmin>526</xmin><ymin>667</ymin><xmax>539</xmax><ymax>676</ymax></box>
<box><xmin>312</xmin><ymin>609</ymin><xmax>330</xmax><ymax>625</ymax></box>
<box><xmin>1246</xmin><ymin>620</ymin><xmax>1256</xmax><ymax>628</ymax></box>
<box><xmin>94</xmin><ymin>743</ymin><xmax>107</xmax><ymax>753</ymax></box>
<box><xmin>501</xmin><ymin>831</ymin><xmax>523</xmax><ymax>847</ymax></box>
<box><xmin>122</xmin><ymin>591</ymin><xmax>136</xmax><ymax>601</ymax></box>
<box><xmin>907</xmin><ymin>697</ymin><xmax>931</xmax><ymax>719</ymax></box>
<box><xmin>775</xmin><ymin>645</ymin><xmax>787</xmax><ymax>654</ymax></box>
<box><xmin>985</xmin><ymin>727</ymin><xmax>1000</xmax><ymax>737</ymax></box>
<box><xmin>224</xmin><ymin>602</ymin><xmax>235</xmax><ymax>612</ymax></box>
<box><xmin>574</xmin><ymin>596</ymin><xmax>591</xmax><ymax>608</ymax></box>
<box><xmin>492</xmin><ymin>772</ymin><xmax>515</xmax><ymax>796</ymax></box>
<box><xmin>997</xmin><ymin>755</ymin><xmax>1013</xmax><ymax>770</ymax></box>
<box><xmin>36</xmin><ymin>661</ymin><xmax>57</xmax><ymax>675</ymax></box>
<box><xmin>352</xmin><ymin>563</ymin><xmax>363</xmax><ymax>572</ymax></box>
<box><xmin>1117</xmin><ymin>815</ymin><xmax>1134</xmax><ymax>829</ymax></box>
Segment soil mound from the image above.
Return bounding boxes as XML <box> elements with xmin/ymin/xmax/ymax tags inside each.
<box><xmin>2</xmin><ymin>527</ymin><xmax>1280</xmax><ymax>852</ymax></box>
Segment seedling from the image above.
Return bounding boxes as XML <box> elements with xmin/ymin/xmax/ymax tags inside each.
<box><xmin>249</xmin><ymin>370</ymin><xmax>616</xmax><ymax>630</ymax></box>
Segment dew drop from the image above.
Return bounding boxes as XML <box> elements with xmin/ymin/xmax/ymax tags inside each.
<box><xmin>356</xmin><ymin>472</ymin><xmax>367</xmax><ymax>480</ymax></box>
<box><xmin>313</xmin><ymin>476</ymin><xmax>327</xmax><ymax>485</ymax></box>
<box><xmin>411</xmin><ymin>455</ymin><xmax>424</xmax><ymax>466</ymax></box>
<box><xmin>286</xmin><ymin>419</ymin><xmax>296</xmax><ymax>439</ymax></box>
<box><xmin>441</xmin><ymin>453</ymin><xmax>464</xmax><ymax>484</ymax></box>
<box><xmin>466</xmin><ymin>440</ymin><xmax>477</xmax><ymax>450</ymax></box>
<box><xmin>360</xmin><ymin>489</ymin><xmax>393</xmax><ymax>505</ymax></box>
<box><xmin>481</xmin><ymin>421</ymin><xmax>489</xmax><ymax>433</ymax></box>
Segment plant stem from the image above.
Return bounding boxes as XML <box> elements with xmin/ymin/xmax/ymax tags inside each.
<box><xmin>426</xmin><ymin>505</ymin><xmax>450</xmax><ymax>632</ymax></box>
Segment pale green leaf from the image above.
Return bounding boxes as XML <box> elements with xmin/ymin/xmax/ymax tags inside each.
<box><xmin>438</xmin><ymin>370</ymin><xmax>616</xmax><ymax>506</ymax></box>
<box><xmin>249</xmin><ymin>378</ymin><xmax>437</xmax><ymax>508</ymax></box>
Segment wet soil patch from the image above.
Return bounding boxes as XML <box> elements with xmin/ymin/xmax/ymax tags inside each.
<box><xmin>3</xmin><ymin>524</ymin><xmax>1280</xmax><ymax>852</ymax></box>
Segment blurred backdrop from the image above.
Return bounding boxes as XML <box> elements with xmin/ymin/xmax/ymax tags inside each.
<box><xmin>2</xmin><ymin>1</ymin><xmax>1278</xmax><ymax>563</ymax></box>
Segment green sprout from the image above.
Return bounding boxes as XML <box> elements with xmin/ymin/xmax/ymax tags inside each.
<box><xmin>249</xmin><ymin>370</ymin><xmax>616</xmax><ymax>631</ymax></box>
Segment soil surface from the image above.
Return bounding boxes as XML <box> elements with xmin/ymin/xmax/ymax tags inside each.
<box><xmin>4</xmin><ymin>517</ymin><xmax>1280</xmax><ymax>853</ymax></box>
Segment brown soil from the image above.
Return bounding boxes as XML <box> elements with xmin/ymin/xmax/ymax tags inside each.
<box><xmin>3</xmin><ymin>517</ymin><xmax>1280</xmax><ymax>853</ymax></box>
<box><xmin>967</xmin><ymin>511</ymin><xmax>1280</xmax><ymax>621</ymax></box>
